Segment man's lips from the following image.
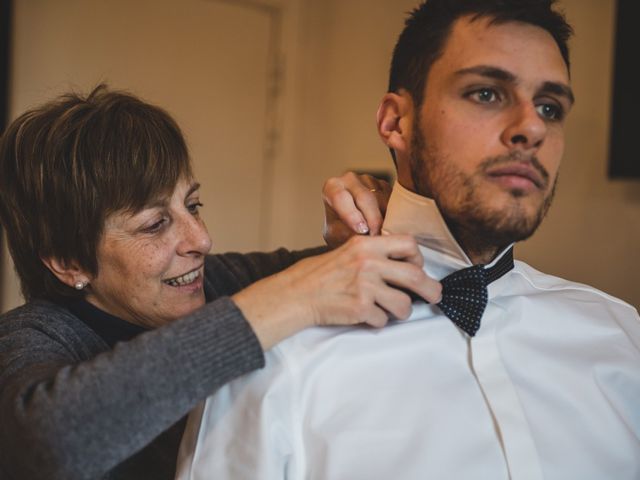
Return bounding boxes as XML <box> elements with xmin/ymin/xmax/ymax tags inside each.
<box><xmin>486</xmin><ymin>163</ymin><xmax>546</xmax><ymax>190</ymax></box>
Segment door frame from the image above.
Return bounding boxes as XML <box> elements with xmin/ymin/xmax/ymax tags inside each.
<box><xmin>207</xmin><ymin>0</ymin><xmax>302</xmax><ymax>249</ymax></box>
<box><xmin>0</xmin><ymin>0</ymin><xmax>12</xmax><ymax>311</ymax></box>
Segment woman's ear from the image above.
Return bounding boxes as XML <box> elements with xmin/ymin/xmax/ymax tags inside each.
<box><xmin>41</xmin><ymin>257</ymin><xmax>90</xmax><ymax>290</ymax></box>
<box><xmin>376</xmin><ymin>91</ymin><xmax>413</xmax><ymax>156</ymax></box>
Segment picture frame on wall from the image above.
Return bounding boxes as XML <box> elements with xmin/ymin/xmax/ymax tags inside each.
<box><xmin>608</xmin><ymin>0</ymin><xmax>640</xmax><ymax>179</ymax></box>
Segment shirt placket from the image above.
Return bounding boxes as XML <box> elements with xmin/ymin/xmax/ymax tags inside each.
<box><xmin>469</xmin><ymin>301</ymin><xmax>544</xmax><ymax>480</ymax></box>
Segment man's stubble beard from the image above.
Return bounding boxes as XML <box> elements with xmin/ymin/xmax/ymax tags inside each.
<box><xmin>409</xmin><ymin>118</ymin><xmax>557</xmax><ymax>263</ymax></box>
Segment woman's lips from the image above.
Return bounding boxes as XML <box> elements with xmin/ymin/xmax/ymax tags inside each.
<box><xmin>162</xmin><ymin>265</ymin><xmax>204</xmax><ymax>292</ymax></box>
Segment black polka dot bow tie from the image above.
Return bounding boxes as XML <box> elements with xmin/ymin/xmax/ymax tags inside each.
<box><xmin>436</xmin><ymin>248</ymin><xmax>514</xmax><ymax>336</ymax></box>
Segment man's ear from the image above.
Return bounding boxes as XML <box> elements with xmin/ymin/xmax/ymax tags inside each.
<box><xmin>41</xmin><ymin>257</ymin><xmax>90</xmax><ymax>289</ymax></box>
<box><xmin>376</xmin><ymin>91</ymin><xmax>413</xmax><ymax>156</ymax></box>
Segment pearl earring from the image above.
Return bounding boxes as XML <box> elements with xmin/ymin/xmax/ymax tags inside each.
<box><xmin>74</xmin><ymin>280</ymin><xmax>87</xmax><ymax>290</ymax></box>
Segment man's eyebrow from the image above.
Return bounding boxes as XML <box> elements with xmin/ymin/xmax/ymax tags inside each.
<box><xmin>454</xmin><ymin>65</ymin><xmax>516</xmax><ymax>82</ymax></box>
<box><xmin>540</xmin><ymin>81</ymin><xmax>575</xmax><ymax>106</ymax></box>
<box><xmin>454</xmin><ymin>65</ymin><xmax>574</xmax><ymax>105</ymax></box>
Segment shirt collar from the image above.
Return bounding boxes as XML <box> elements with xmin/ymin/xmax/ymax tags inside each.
<box><xmin>381</xmin><ymin>182</ymin><xmax>513</xmax><ymax>281</ymax></box>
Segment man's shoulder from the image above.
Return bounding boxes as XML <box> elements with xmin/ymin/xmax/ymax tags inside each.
<box><xmin>512</xmin><ymin>260</ymin><xmax>638</xmax><ymax>315</ymax></box>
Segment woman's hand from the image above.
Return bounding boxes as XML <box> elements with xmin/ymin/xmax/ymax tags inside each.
<box><xmin>322</xmin><ymin>172</ymin><xmax>391</xmax><ymax>249</ymax></box>
<box><xmin>232</xmin><ymin>234</ymin><xmax>441</xmax><ymax>350</ymax></box>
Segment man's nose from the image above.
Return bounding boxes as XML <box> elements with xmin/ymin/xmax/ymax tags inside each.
<box><xmin>177</xmin><ymin>213</ymin><xmax>212</xmax><ymax>256</ymax></box>
<box><xmin>500</xmin><ymin>102</ymin><xmax>547</xmax><ymax>151</ymax></box>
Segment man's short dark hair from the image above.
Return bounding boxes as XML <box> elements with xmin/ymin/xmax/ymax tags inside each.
<box><xmin>388</xmin><ymin>0</ymin><xmax>573</xmax><ymax>107</ymax></box>
<box><xmin>0</xmin><ymin>85</ymin><xmax>192</xmax><ymax>302</ymax></box>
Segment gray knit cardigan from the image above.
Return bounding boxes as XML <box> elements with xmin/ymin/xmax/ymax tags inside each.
<box><xmin>0</xmin><ymin>247</ymin><xmax>323</xmax><ymax>480</ymax></box>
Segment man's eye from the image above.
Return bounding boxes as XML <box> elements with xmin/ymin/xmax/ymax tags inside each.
<box><xmin>536</xmin><ymin>103</ymin><xmax>564</xmax><ymax>121</ymax></box>
<box><xmin>187</xmin><ymin>202</ymin><xmax>203</xmax><ymax>215</ymax></box>
<box><xmin>468</xmin><ymin>88</ymin><xmax>500</xmax><ymax>103</ymax></box>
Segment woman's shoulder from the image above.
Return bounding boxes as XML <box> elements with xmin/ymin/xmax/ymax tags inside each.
<box><xmin>0</xmin><ymin>299</ymin><xmax>105</xmax><ymax>357</ymax></box>
<box><xmin>1</xmin><ymin>299</ymin><xmax>77</xmax><ymax>326</ymax></box>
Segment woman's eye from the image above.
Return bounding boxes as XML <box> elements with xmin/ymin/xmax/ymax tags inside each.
<box><xmin>468</xmin><ymin>88</ymin><xmax>500</xmax><ymax>103</ymax></box>
<box><xmin>187</xmin><ymin>202</ymin><xmax>203</xmax><ymax>215</ymax></box>
<box><xmin>536</xmin><ymin>103</ymin><xmax>564</xmax><ymax>121</ymax></box>
<box><xmin>144</xmin><ymin>218</ymin><xmax>167</xmax><ymax>233</ymax></box>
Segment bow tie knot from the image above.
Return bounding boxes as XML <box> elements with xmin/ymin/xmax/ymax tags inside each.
<box><xmin>436</xmin><ymin>248</ymin><xmax>514</xmax><ymax>337</ymax></box>
<box><xmin>438</xmin><ymin>265</ymin><xmax>488</xmax><ymax>337</ymax></box>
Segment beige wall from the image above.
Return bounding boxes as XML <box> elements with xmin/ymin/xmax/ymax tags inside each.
<box><xmin>518</xmin><ymin>0</ymin><xmax>640</xmax><ymax>307</ymax></box>
<box><xmin>287</xmin><ymin>0</ymin><xmax>639</xmax><ymax>308</ymax></box>
<box><xmin>1</xmin><ymin>0</ymin><xmax>294</xmax><ymax>311</ymax></box>
<box><xmin>2</xmin><ymin>0</ymin><xmax>638</xmax><ymax>311</ymax></box>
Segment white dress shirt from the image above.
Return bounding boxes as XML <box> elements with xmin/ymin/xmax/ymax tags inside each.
<box><xmin>176</xmin><ymin>183</ymin><xmax>640</xmax><ymax>480</ymax></box>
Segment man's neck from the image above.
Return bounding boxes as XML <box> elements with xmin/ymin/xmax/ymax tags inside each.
<box><xmin>443</xmin><ymin>219</ymin><xmax>504</xmax><ymax>265</ymax></box>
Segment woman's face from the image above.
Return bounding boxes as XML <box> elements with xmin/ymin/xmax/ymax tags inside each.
<box><xmin>84</xmin><ymin>177</ymin><xmax>212</xmax><ymax>328</ymax></box>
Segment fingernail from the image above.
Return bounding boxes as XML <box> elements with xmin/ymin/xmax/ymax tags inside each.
<box><xmin>356</xmin><ymin>222</ymin><xmax>369</xmax><ymax>234</ymax></box>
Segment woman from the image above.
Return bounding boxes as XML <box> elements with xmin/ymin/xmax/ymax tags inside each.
<box><xmin>0</xmin><ymin>86</ymin><xmax>440</xmax><ymax>480</ymax></box>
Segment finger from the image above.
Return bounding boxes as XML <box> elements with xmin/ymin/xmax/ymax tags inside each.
<box><xmin>347</xmin><ymin>174</ymin><xmax>390</xmax><ymax>236</ymax></box>
<box><xmin>363</xmin><ymin>177</ymin><xmax>391</xmax><ymax>214</ymax></box>
<box><xmin>341</xmin><ymin>236</ymin><xmax>440</xmax><ymax>303</ymax></box>
<box><xmin>361</xmin><ymin>304</ymin><xmax>391</xmax><ymax>328</ymax></box>
<box><xmin>412</xmin><ymin>280</ymin><xmax>443</xmax><ymax>305</ymax></box>
<box><xmin>378</xmin><ymin>259</ymin><xmax>442</xmax><ymax>304</ymax></box>
<box><xmin>324</xmin><ymin>184</ymin><xmax>369</xmax><ymax>234</ymax></box>
<box><xmin>352</xmin><ymin>188</ymin><xmax>384</xmax><ymax>236</ymax></box>
<box><xmin>373</xmin><ymin>285</ymin><xmax>413</xmax><ymax>320</ymax></box>
<box><xmin>322</xmin><ymin>173</ymin><xmax>392</xmax><ymax>236</ymax></box>
<box><xmin>367</xmin><ymin>234</ymin><xmax>424</xmax><ymax>268</ymax></box>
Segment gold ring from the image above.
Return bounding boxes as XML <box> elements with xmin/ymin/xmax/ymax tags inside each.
<box><xmin>369</xmin><ymin>188</ymin><xmax>377</xmax><ymax>193</ymax></box>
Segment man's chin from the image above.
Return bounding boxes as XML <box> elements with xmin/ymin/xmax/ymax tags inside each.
<box><xmin>446</xmin><ymin>197</ymin><xmax>548</xmax><ymax>248</ymax></box>
<box><xmin>486</xmin><ymin>185</ymin><xmax>549</xmax><ymax>215</ymax></box>
<box><xmin>487</xmin><ymin>203</ymin><xmax>548</xmax><ymax>243</ymax></box>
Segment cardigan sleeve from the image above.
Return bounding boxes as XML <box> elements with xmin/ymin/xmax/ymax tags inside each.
<box><xmin>0</xmin><ymin>298</ymin><xmax>263</xmax><ymax>480</ymax></box>
<box><xmin>204</xmin><ymin>246</ymin><xmax>328</xmax><ymax>296</ymax></box>
<box><xmin>0</xmin><ymin>246</ymin><xmax>326</xmax><ymax>479</ymax></box>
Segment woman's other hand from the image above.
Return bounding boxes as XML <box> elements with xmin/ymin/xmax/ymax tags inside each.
<box><xmin>232</xmin><ymin>234</ymin><xmax>441</xmax><ymax>350</ymax></box>
<box><xmin>322</xmin><ymin>172</ymin><xmax>391</xmax><ymax>249</ymax></box>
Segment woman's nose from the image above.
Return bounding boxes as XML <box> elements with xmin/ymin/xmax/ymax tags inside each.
<box><xmin>176</xmin><ymin>213</ymin><xmax>212</xmax><ymax>256</ymax></box>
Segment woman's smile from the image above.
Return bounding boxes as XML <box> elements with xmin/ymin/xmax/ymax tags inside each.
<box><xmin>163</xmin><ymin>265</ymin><xmax>204</xmax><ymax>287</ymax></box>
<box><xmin>84</xmin><ymin>177</ymin><xmax>212</xmax><ymax>328</ymax></box>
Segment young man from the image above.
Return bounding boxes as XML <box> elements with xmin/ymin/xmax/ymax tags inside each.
<box><xmin>176</xmin><ymin>1</ymin><xmax>640</xmax><ymax>479</ymax></box>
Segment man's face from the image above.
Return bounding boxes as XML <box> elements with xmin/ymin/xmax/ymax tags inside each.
<box><xmin>409</xmin><ymin>16</ymin><xmax>573</xmax><ymax>252</ymax></box>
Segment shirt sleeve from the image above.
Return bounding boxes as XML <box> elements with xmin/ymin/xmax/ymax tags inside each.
<box><xmin>0</xmin><ymin>298</ymin><xmax>265</xmax><ymax>480</ymax></box>
<box><xmin>176</xmin><ymin>348</ymin><xmax>296</xmax><ymax>480</ymax></box>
